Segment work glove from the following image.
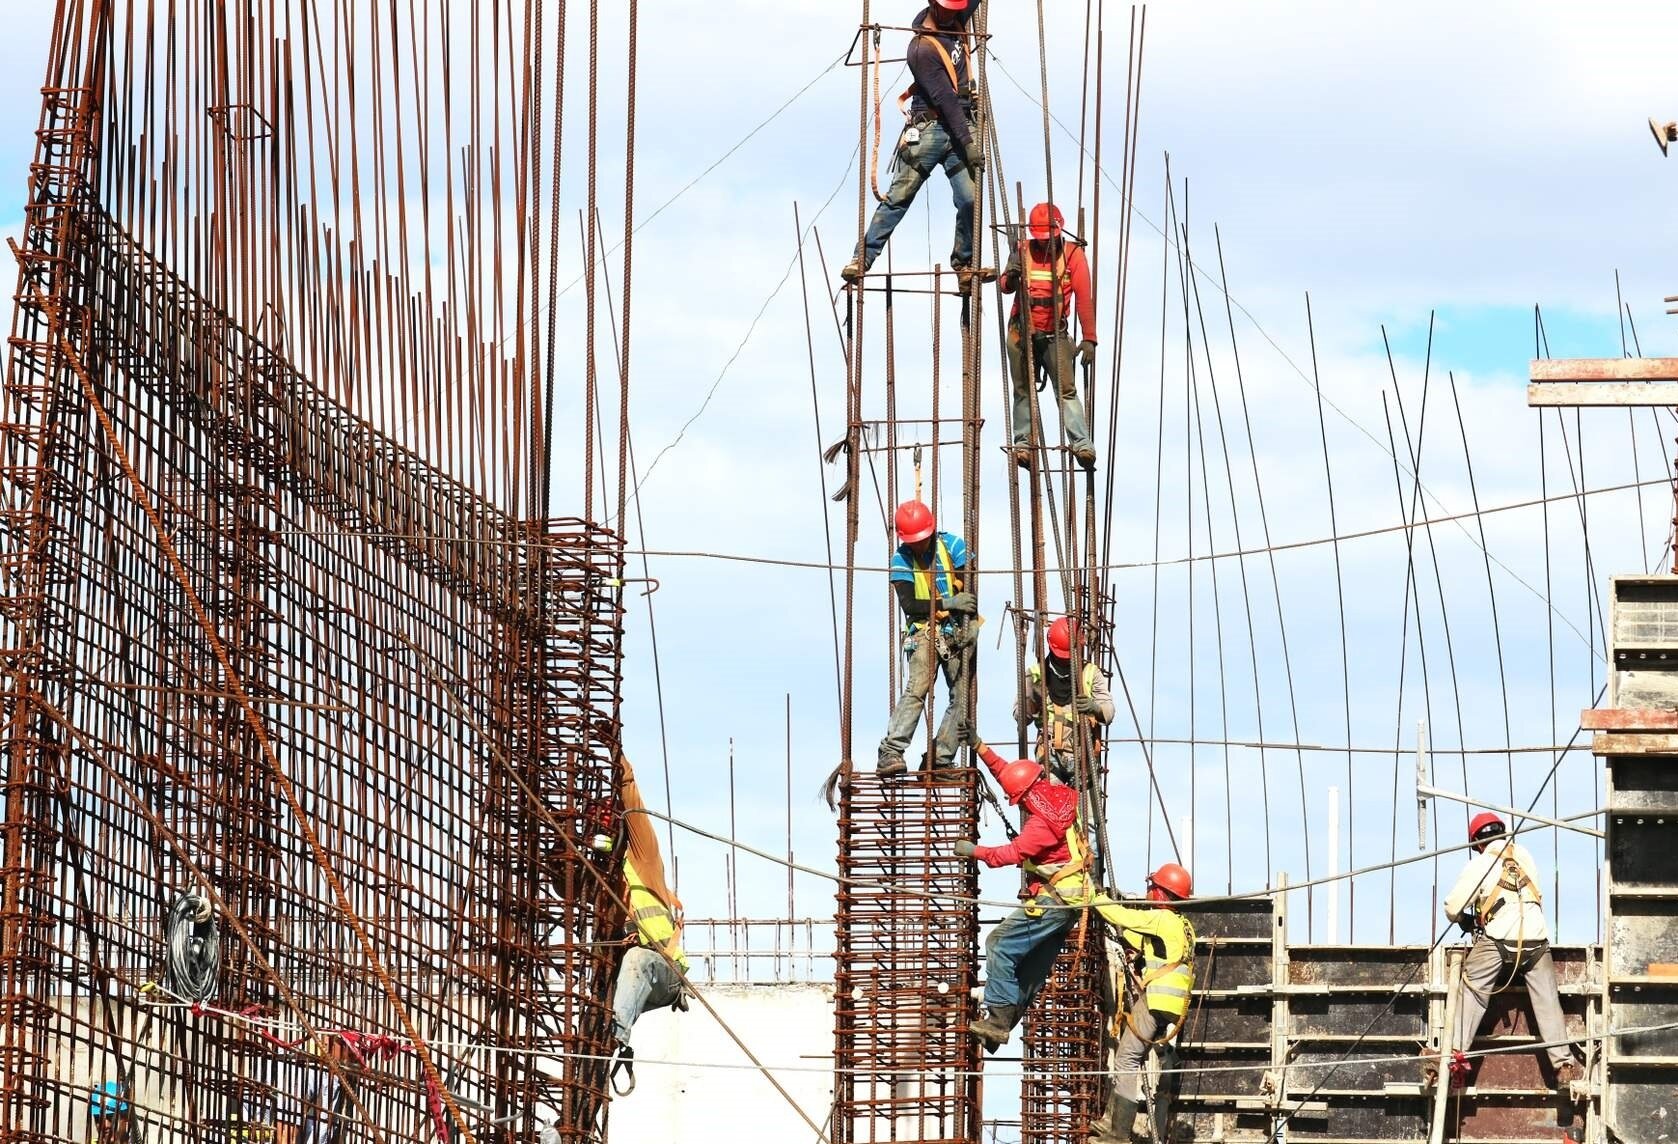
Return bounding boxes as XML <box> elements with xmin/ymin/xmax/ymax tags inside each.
<box><xmin>1458</xmin><ymin>910</ymin><xmax>1479</xmax><ymax>936</ymax></box>
<box><xmin>962</xmin><ymin>138</ymin><xmax>986</xmax><ymax>178</ymax></box>
<box><xmin>1072</xmin><ymin>693</ymin><xmax>1101</xmax><ymax>716</ymax></box>
<box><xmin>1000</xmin><ymin>253</ymin><xmax>1021</xmax><ymax>293</ymax></box>
<box><xmin>954</xmin><ymin>839</ymin><xmax>978</xmax><ymax>858</ymax></box>
<box><xmin>1076</xmin><ymin>339</ymin><xmax>1097</xmax><ymax>368</ymax></box>
<box><xmin>943</xmin><ymin>591</ymin><xmax>977</xmax><ymax>615</ymax></box>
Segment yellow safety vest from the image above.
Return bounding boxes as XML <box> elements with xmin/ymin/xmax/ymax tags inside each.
<box><xmin>1095</xmin><ymin>900</ymin><xmax>1197</xmax><ymax>1021</ymax></box>
<box><xmin>1026</xmin><ymin>661</ymin><xmax>1101</xmax><ymax>753</ymax></box>
<box><xmin>624</xmin><ymin>856</ymin><xmax>688</xmax><ymax>971</ymax></box>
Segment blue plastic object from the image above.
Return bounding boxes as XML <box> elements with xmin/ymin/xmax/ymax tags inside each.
<box><xmin>89</xmin><ymin>1080</ymin><xmax>129</xmax><ymax>1117</ymax></box>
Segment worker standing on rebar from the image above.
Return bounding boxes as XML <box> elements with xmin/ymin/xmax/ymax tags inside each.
<box><xmin>956</xmin><ymin>737</ymin><xmax>1088</xmax><ymax>1050</ymax></box>
<box><xmin>1087</xmin><ymin>865</ymin><xmax>1197</xmax><ymax>1144</ymax></box>
<box><xmin>878</xmin><ymin>499</ymin><xmax>976</xmax><ymax>777</ymax></box>
<box><xmin>1431</xmin><ymin>813</ymin><xmax>1581</xmax><ymax>1090</ymax></box>
<box><xmin>841</xmin><ymin>0</ymin><xmax>988</xmax><ymax>287</ymax></box>
<box><xmin>1000</xmin><ymin>202</ymin><xmax>1098</xmax><ymax>470</ymax></box>
<box><xmin>1015</xmin><ymin>616</ymin><xmax>1114</xmax><ymax>786</ymax></box>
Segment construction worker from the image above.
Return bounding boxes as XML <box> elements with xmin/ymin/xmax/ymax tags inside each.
<box><xmin>842</xmin><ymin>0</ymin><xmax>987</xmax><ymax>286</ymax></box>
<box><xmin>1431</xmin><ymin>812</ymin><xmax>1581</xmax><ymax>1090</ymax></box>
<box><xmin>1000</xmin><ymin>203</ymin><xmax>1097</xmax><ymax>469</ymax></box>
<box><xmin>1087</xmin><ymin>864</ymin><xmax>1197</xmax><ymax>1144</ymax></box>
<box><xmin>878</xmin><ymin>499</ymin><xmax>976</xmax><ymax>777</ymax></box>
<box><xmin>608</xmin><ymin>758</ymin><xmax>690</xmax><ymax>1095</ymax></box>
<box><xmin>89</xmin><ymin>1081</ymin><xmax>131</xmax><ymax>1143</ymax></box>
<box><xmin>1015</xmin><ymin>616</ymin><xmax>1114</xmax><ymax>785</ymax></box>
<box><xmin>957</xmin><ymin>737</ymin><xmax>1088</xmax><ymax>1049</ymax></box>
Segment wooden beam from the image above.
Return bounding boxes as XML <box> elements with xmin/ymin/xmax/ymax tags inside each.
<box><xmin>1531</xmin><ymin>357</ymin><xmax>1678</xmax><ymax>382</ymax></box>
<box><xmin>1592</xmin><ymin>731</ymin><xmax>1678</xmax><ymax>756</ymax></box>
<box><xmin>1581</xmin><ymin>707</ymin><xmax>1678</xmax><ymax>732</ymax></box>
<box><xmin>1528</xmin><ymin>381</ymin><xmax>1678</xmax><ymax>407</ymax></box>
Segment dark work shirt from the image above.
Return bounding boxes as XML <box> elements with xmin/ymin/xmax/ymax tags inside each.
<box><xmin>906</xmin><ymin>2</ymin><xmax>982</xmax><ymax>147</ymax></box>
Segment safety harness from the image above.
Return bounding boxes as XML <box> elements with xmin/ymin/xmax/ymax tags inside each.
<box><xmin>897</xmin><ymin>11</ymin><xmax>974</xmax><ymax>121</ymax></box>
<box><xmin>1115</xmin><ymin>910</ymin><xmax>1197</xmax><ymax>1045</ymax></box>
<box><xmin>1472</xmin><ymin>840</ymin><xmax>1543</xmax><ymax>993</ymax></box>
<box><xmin>1018</xmin><ymin>242</ymin><xmax>1076</xmax><ymax>330</ymax></box>
<box><xmin>1029</xmin><ymin>660</ymin><xmax>1102</xmax><ymax>759</ymax></box>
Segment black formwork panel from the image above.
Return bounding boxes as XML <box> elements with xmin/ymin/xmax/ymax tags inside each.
<box><xmin>1173</xmin><ymin>899</ymin><xmax>1279</xmax><ymax>1141</ymax></box>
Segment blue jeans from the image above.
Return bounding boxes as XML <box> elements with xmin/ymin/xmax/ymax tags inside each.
<box><xmin>878</xmin><ymin>629</ymin><xmax>970</xmax><ymax>767</ymax></box>
<box><xmin>611</xmin><ymin>946</ymin><xmax>683</xmax><ymax>1048</ymax></box>
<box><xmin>1009</xmin><ymin>327</ymin><xmax>1091</xmax><ymax>451</ymax></box>
<box><xmin>982</xmin><ymin>894</ymin><xmax>1078</xmax><ymax>1010</ymax></box>
<box><xmin>855</xmin><ymin>120</ymin><xmax>976</xmax><ymax>270</ymax></box>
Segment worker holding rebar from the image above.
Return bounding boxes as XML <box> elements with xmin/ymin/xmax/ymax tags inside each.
<box><xmin>607</xmin><ymin>759</ymin><xmax>691</xmax><ymax>1095</ymax></box>
<box><xmin>1430</xmin><ymin>813</ymin><xmax>1581</xmax><ymax>1091</ymax></box>
<box><xmin>1087</xmin><ymin>865</ymin><xmax>1197</xmax><ymax>1144</ymax></box>
<box><xmin>841</xmin><ymin>0</ymin><xmax>989</xmax><ymax>288</ymax></box>
<box><xmin>878</xmin><ymin>498</ymin><xmax>977</xmax><ymax>777</ymax></box>
<box><xmin>956</xmin><ymin>737</ymin><xmax>1088</xmax><ymax>1049</ymax></box>
<box><xmin>1015</xmin><ymin>615</ymin><xmax>1114</xmax><ymax>786</ymax></box>
<box><xmin>1000</xmin><ymin>202</ymin><xmax>1098</xmax><ymax>470</ymax></box>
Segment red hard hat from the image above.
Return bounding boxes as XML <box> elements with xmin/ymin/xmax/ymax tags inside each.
<box><xmin>1028</xmin><ymin>202</ymin><xmax>1065</xmax><ymax>241</ymax></box>
<box><xmin>894</xmin><ymin>500</ymin><xmax>935</xmax><ymax>544</ymax></box>
<box><xmin>931</xmin><ymin>0</ymin><xmax>970</xmax><ymax>8</ymax></box>
<box><xmin>1147</xmin><ymin>862</ymin><xmax>1193</xmax><ymax>900</ymax></box>
<box><xmin>1047</xmin><ymin>617</ymin><xmax>1075</xmax><ymax>659</ymax></box>
<box><xmin>1468</xmin><ymin>812</ymin><xmax>1506</xmax><ymax>843</ymax></box>
<box><xmin>998</xmin><ymin>758</ymin><xmax>1042</xmax><ymax>805</ymax></box>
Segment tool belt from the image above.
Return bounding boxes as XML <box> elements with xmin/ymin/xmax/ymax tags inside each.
<box><xmin>1490</xmin><ymin>936</ymin><xmax>1547</xmax><ymax>976</ymax></box>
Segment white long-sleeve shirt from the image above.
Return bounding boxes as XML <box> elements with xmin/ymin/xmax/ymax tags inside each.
<box><xmin>1442</xmin><ymin>840</ymin><xmax>1548</xmax><ymax>943</ymax></box>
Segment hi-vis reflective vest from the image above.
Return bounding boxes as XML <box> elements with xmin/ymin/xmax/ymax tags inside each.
<box><xmin>624</xmin><ymin>856</ymin><xmax>688</xmax><ymax>971</ymax></box>
<box><xmin>1096</xmin><ymin>900</ymin><xmax>1197</xmax><ymax>1021</ymax></box>
<box><xmin>904</xmin><ymin>536</ymin><xmax>959</xmax><ymax>633</ymax></box>
<box><xmin>1026</xmin><ymin>660</ymin><xmax>1101</xmax><ymax>755</ymax></box>
<box><xmin>1018</xmin><ymin>244</ymin><xmax>1078</xmax><ymax>333</ymax></box>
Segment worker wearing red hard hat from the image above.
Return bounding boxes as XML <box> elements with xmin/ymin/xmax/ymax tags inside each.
<box><xmin>1087</xmin><ymin>864</ymin><xmax>1197</xmax><ymax>1143</ymax></box>
<box><xmin>877</xmin><ymin>499</ymin><xmax>977</xmax><ymax>777</ymax></box>
<box><xmin>842</xmin><ymin>0</ymin><xmax>990</xmax><ymax>288</ymax></box>
<box><xmin>999</xmin><ymin>202</ymin><xmax>1098</xmax><ymax>470</ymax></box>
<box><xmin>1429</xmin><ymin>812</ymin><xmax>1580</xmax><ymax>1091</ymax></box>
<box><xmin>1015</xmin><ymin>615</ymin><xmax>1114</xmax><ymax>785</ymax></box>
<box><xmin>955</xmin><ymin>736</ymin><xmax>1089</xmax><ymax>1050</ymax></box>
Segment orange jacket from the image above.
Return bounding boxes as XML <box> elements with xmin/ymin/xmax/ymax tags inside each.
<box><xmin>1002</xmin><ymin>240</ymin><xmax>1095</xmax><ymax>339</ymax></box>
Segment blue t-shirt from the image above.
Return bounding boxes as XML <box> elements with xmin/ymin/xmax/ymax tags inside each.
<box><xmin>890</xmin><ymin>531</ymin><xmax>969</xmax><ymax>631</ymax></box>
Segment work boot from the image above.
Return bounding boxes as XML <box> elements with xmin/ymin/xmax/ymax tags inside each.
<box><xmin>1086</xmin><ymin>1092</ymin><xmax>1139</xmax><ymax>1143</ymax></box>
<box><xmin>1072</xmin><ymin>444</ymin><xmax>1097</xmax><ymax>470</ymax></box>
<box><xmin>1555</xmin><ymin>1059</ymin><xmax>1583</xmax><ymax>1089</ymax></box>
<box><xmin>875</xmin><ymin>752</ymin><xmax>908</xmax><ymax>778</ymax></box>
<box><xmin>954</xmin><ymin>265</ymin><xmax>997</xmax><ymax>289</ymax></box>
<box><xmin>841</xmin><ymin>258</ymin><xmax>865</xmax><ymax>284</ymax></box>
<box><xmin>970</xmin><ymin>1004</ymin><xmax>1019</xmax><ymax>1051</ymax></box>
<box><xmin>1010</xmin><ymin>446</ymin><xmax>1033</xmax><ymax>470</ymax></box>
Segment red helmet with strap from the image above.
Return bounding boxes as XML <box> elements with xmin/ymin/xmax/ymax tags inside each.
<box><xmin>1028</xmin><ymin>202</ymin><xmax>1065</xmax><ymax>241</ymax></box>
<box><xmin>1468</xmin><ymin>811</ymin><xmax>1506</xmax><ymax>845</ymax></box>
<box><xmin>1047</xmin><ymin>616</ymin><xmax>1076</xmax><ymax>659</ymax></box>
<box><xmin>894</xmin><ymin>500</ymin><xmax>935</xmax><ymax>544</ymax></box>
<box><xmin>998</xmin><ymin>758</ymin><xmax>1042</xmax><ymax>805</ymax></box>
<box><xmin>1147</xmin><ymin>862</ymin><xmax>1193</xmax><ymax>901</ymax></box>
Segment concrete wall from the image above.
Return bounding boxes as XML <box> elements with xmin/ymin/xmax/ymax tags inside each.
<box><xmin>606</xmin><ymin>983</ymin><xmax>834</xmax><ymax>1143</ymax></box>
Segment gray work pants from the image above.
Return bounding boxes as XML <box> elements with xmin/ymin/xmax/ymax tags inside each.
<box><xmin>611</xmin><ymin>946</ymin><xmax>683</xmax><ymax>1049</ymax></box>
<box><xmin>1114</xmin><ymin>1004</ymin><xmax>1163</xmax><ymax>1103</ymax></box>
<box><xmin>1008</xmin><ymin>327</ymin><xmax>1091</xmax><ymax>452</ymax></box>
<box><xmin>1453</xmin><ymin>935</ymin><xmax>1572</xmax><ymax>1067</ymax></box>
<box><xmin>878</xmin><ymin>629</ymin><xmax>970</xmax><ymax>767</ymax></box>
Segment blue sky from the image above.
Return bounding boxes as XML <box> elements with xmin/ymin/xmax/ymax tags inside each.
<box><xmin>2</xmin><ymin>0</ymin><xmax>1675</xmax><ymax>993</ymax></box>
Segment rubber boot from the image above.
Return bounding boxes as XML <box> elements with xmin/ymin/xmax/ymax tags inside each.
<box><xmin>970</xmin><ymin>1004</ymin><xmax>1019</xmax><ymax>1052</ymax></box>
<box><xmin>1087</xmin><ymin>1092</ymin><xmax>1138</xmax><ymax>1143</ymax></box>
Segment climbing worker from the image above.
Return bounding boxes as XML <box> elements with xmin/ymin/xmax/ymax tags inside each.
<box><xmin>878</xmin><ymin>499</ymin><xmax>976</xmax><ymax>777</ymax></box>
<box><xmin>956</xmin><ymin>736</ymin><xmax>1088</xmax><ymax>1050</ymax></box>
<box><xmin>999</xmin><ymin>202</ymin><xmax>1098</xmax><ymax>469</ymax></box>
<box><xmin>841</xmin><ymin>0</ymin><xmax>988</xmax><ymax>287</ymax></box>
<box><xmin>608</xmin><ymin>756</ymin><xmax>690</xmax><ymax>1095</ymax></box>
<box><xmin>1087</xmin><ymin>864</ymin><xmax>1197</xmax><ymax>1144</ymax></box>
<box><xmin>1429</xmin><ymin>812</ymin><xmax>1581</xmax><ymax>1090</ymax></box>
<box><xmin>1015</xmin><ymin>615</ymin><xmax>1114</xmax><ymax>786</ymax></box>
<box><xmin>89</xmin><ymin>1081</ymin><xmax>132</xmax><ymax>1143</ymax></box>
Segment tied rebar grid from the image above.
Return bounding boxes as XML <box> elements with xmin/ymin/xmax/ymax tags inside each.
<box><xmin>0</xmin><ymin>54</ymin><xmax>626</xmax><ymax>1144</ymax></box>
<box><xmin>1021</xmin><ymin>925</ymin><xmax>1106</xmax><ymax>1142</ymax></box>
<box><xmin>834</xmin><ymin>772</ymin><xmax>982</xmax><ymax>1143</ymax></box>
